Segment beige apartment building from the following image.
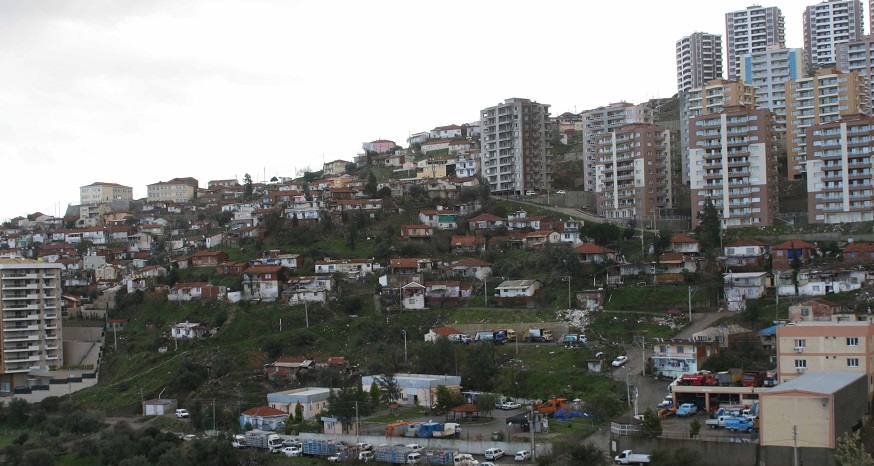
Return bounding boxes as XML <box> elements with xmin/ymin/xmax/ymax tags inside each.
<box><xmin>578</xmin><ymin>102</ymin><xmax>655</xmax><ymax>192</ymax></box>
<box><xmin>805</xmin><ymin>113</ymin><xmax>874</xmax><ymax>223</ymax></box>
<box><xmin>0</xmin><ymin>258</ymin><xmax>63</xmax><ymax>392</ymax></box>
<box><xmin>775</xmin><ymin>321</ymin><xmax>874</xmax><ymax>396</ymax></box>
<box><xmin>688</xmin><ymin>106</ymin><xmax>778</xmax><ymax>227</ymax></box>
<box><xmin>147</xmin><ymin>178</ymin><xmax>198</xmax><ymax>202</ymax></box>
<box><xmin>79</xmin><ymin>182</ymin><xmax>133</xmax><ymax>205</ymax></box>
<box><xmin>680</xmin><ymin>79</ymin><xmax>758</xmax><ymax>183</ymax></box>
<box><xmin>480</xmin><ymin>98</ymin><xmax>552</xmax><ymax>195</ymax></box>
<box><xmin>594</xmin><ymin>124</ymin><xmax>677</xmax><ymax>220</ymax></box>
<box><xmin>785</xmin><ymin>68</ymin><xmax>869</xmax><ymax>179</ymax></box>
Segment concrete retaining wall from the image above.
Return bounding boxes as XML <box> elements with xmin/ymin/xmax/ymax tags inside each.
<box><xmin>285</xmin><ymin>431</ymin><xmax>548</xmax><ymax>458</ymax></box>
<box><xmin>613</xmin><ymin>436</ymin><xmax>835</xmax><ymax>466</ymax></box>
<box><xmin>64</xmin><ymin>326</ymin><xmax>104</xmax><ymax>342</ymax></box>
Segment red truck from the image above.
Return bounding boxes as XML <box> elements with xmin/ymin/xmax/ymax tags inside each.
<box><xmin>742</xmin><ymin>370</ymin><xmax>765</xmax><ymax>387</ymax></box>
<box><xmin>679</xmin><ymin>372</ymin><xmax>718</xmax><ymax>386</ymax></box>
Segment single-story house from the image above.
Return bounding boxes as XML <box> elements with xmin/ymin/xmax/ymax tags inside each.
<box><xmin>239</xmin><ymin>406</ymin><xmax>288</xmax><ymax>430</ymax></box>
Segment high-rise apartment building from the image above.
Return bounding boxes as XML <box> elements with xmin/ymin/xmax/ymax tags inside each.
<box><xmin>725</xmin><ymin>5</ymin><xmax>786</xmax><ymax>82</ymax></box>
<box><xmin>739</xmin><ymin>47</ymin><xmax>806</xmax><ymax>148</ymax></box>
<box><xmin>680</xmin><ymin>80</ymin><xmax>759</xmax><ymax>183</ymax></box>
<box><xmin>0</xmin><ymin>258</ymin><xmax>63</xmax><ymax>391</ymax></box>
<box><xmin>805</xmin><ymin>113</ymin><xmax>874</xmax><ymax>223</ymax></box>
<box><xmin>837</xmin><ymin>35</ymin><xmax>874</xmax><ymax>111</ymax></box>
<box><xmin>689</xmin><ymin>106</ymin><xmax>778</xmax><ymax>228</ymax></box>
<box><xmin>79</xmin><ymin>182</ymin><xmax>133</xmax><ymax>205</ymax></box>
<box><xmin>803</xmin><ymin>0</ymin><xmax>864</xmax><ymax>74</ymax></box>
<box><xmin>676</xmin><ymin>32</ymin><xmax>724</xmax><ymax>93</ymax></box>
<box><xmin>785</xmin><ymin>68</ymin><xmax>869</xmax><ymax>179</ymax></box>
<box><xmin>594</xmin><ymin>124</ymin><xmax>677</xmax><ymax>220</ymax></box>
<box><xmin>480</xmin><ymin>98</ymin><xmax>552</xmax><ymax>195</ymax></box>
<box><xmin>578</xmin><ymin>103</ymin><xmax>655</xmax><ymax>191</ymax></box>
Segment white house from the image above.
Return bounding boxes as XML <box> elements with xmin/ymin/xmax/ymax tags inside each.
<box><xmin>776</xmin><ymin>269</ymin><xmax>866</xmax><ymax>297</ymax></box>
<box><xmin>314</xmin><ymin>258</ymin><xmax>380</xmax><ymax>279</ymax></box>
<box><xmin>723</xmin><ymin>272</ymin><xmax>769</xmax><ymax>311</ymax></box>
<box><xmin>401</xmin><ymin>282</ymin><xmax>426</xmax><ymax>310</ymax></box>
<box><xmin>494</xmin><ymin>280</ymin><xmax>542</xmax><ymax>298</ymax></box>
<box><xmin>361</xmin><ymin>373</ymin><xmax>462</xmax><ymax>406</ymax></box>
<box><xmin>171</xmin><ymin>321</ymin><xmax>210</xmax><ymax>339</ymax></box>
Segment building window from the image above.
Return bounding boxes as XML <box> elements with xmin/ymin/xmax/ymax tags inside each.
<box><xmin>795</xmin><ymin>360</ymin><xmax>807</xmax><ymax>369</ymax></box>
<box><xmin>848</xmin><ymin>337</ymin><xmax>859</xmax><ymax>346</ymax></box>
<box><xmin>848</xmin><ymin>358</ymin><xmax>860</xmax><ymax>367</ymax></box>
<box><xmin>677</xmin><ymin>346</ymin><xmax>684</xmax><ymax>353</ymax></box>
<box><xmin>795</xmin><ymin>339</ymin><xmax>806</xmax><ymax>348</ymax></box>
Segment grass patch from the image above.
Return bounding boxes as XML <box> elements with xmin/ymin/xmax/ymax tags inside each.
<box><xmin>57</xmin><ymin>455</ymin><xmax>101</xmax><ymax>466</ymax></box>
<box><xmin>365</xmin><ymin>406</ymin><xmax>426</xmax><ymax>423</ymax></box>
<box><xmin>603</xmin><ymin>285</ymin><xmax>716</xmax><ymax>311</ymax></box>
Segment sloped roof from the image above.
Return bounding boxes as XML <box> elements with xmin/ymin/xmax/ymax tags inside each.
<box><xmin>574</xmin><ymin>243</ymin><xmax>615</xmax><ymax>254</ymax></box>
<box><xmin>726</xmin><ymin>238</ymin><xmax>767</xmax><ymax>248</ymax></box>
<box><xmin>764</xmin><ymin>371</ymin><xmax>865</xmax><ymax>396</ymax></box>
<box><xmin>773</xmin><ymin>240</ymin><xmax>816</xmax><ymax>250</ymax></box>
<box><xmin>241</xmin><ymin>406</ymin><xmax>287</xmax><ymax>417</ymax></box>
<box><xmin>451</xmin><ymin>258</ymin><xmax>492</xmax><ymax>267</ymax></box>
<box><xmin>843</xmin><ymin>242</ymin><xmax>874</xmax><ymax>253</ymax></box>
<box><xmin>670</xmin><ymin>233</ymin><xmax>699</xmax><ymax>244</ymax></box>
<box><xmin>391</xmin><ymin>258</ymin><xmax>420</xmax><ymax>268</ymax></box>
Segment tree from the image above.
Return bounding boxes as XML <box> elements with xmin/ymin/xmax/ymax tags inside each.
<box><xmin>640</xmin><ymin>407</ymin><xmax>662</xmax><ymax>438</ymax></box>
<box><xmin>294</xmin><ymin>402</ymin><xmax>303</xmax><ymax>424</ymax></box>
<box><xmin>243</xmin><ymin>173</ymin><xmax>253</xmax><ymax>199</ymax></box>
<box><xmin>376</xmin><ymin>376</ymin><xmax>402</xmax><ymax>405</ymax></box>
<box><xmin>475</xmin><ymin>393</ymin><xmax>497</xmax><ymax>417</ymax></box>
<box><xmin>22</xmin><ymin>449</ymin><xmax>55</xmax><ymax>466</ymax></box>
<box><xmin>8</xmin><ymin>398</ymin><xmax>29</xmax><ymax>426</ymax></box>
<box><xmin>835</xmin><ymin>430</ymin><xmax>874</xmax><ymax>466</ymax></box>
<box><xmin>465</xmin><ymin>343</ymin><xmax>496</xmax><ymax>390</ymax></box>
<box><xmin>689</xmin><ymin>418</ymin><xmax>701</xmax><ymax>438</ymax></box>
<box><xmin>378</xmin><ymin>186</ymin><xmax>393</xmax><ymax>198</ymax></box>
<box><xmin>365</xmin><ymin>172</ymin><xmax>378</xmax><ymax>196</ymax></box>
<box><xmin>369</xmin><ymin>383</ymin><xmax>381</xmax><ymax>408</ymax></box>
<box><xmin>434</xmin><ymin>386</ymin><xmax>465</xmax><ymax>415</ymax></box>
<box><xmin>694</xmin><ymin>198</ymin><xmax>721</xmax><ymax>250</ymax></box>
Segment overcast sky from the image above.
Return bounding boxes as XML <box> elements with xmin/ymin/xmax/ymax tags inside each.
<box><xmin>0</xmin><ymin>1</ymin><xmax>831</xmax><ymax>221</ymax></box>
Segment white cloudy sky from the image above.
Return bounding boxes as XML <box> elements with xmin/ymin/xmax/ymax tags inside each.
<box><xmin>0</xmin><ymin>1</ymin><xmax>832</xmax><ymax>220</ymax></box>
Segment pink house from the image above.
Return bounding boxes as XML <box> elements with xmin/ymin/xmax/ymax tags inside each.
<box><xmin>363</xmin><ymin>139</ymin><xmax>396</xmax><ymax>154</ymax></box>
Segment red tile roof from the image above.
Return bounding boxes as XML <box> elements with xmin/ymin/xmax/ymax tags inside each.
<box><xmin>844</xmin><ymin>242</ymin><xmax>874</xmax><ymax>253</ymax></box>
<box><xmin>451</xmin><ymin>258</ymin><xmax>492</xmax><ymax>267</ymax></box>
<box><xmin>726</xmin><ymin>238</ymin><xmax>767</xmax><ymax>248</ymax></box>
<box><xmin>773</xmin><ymin>240</ymin><xmax>816</xmax><ymax>250</ymax></box>
<box><xmin>390</xmin><ymin>258</ymin><xmax>420</xmax><ymax>268</ymax></box>
<box><xmin>670</xmin><ymin>233</ymin><xmax>699</xmax><ymax>244</ymax></box>
<box><xmin>574</xmin><ymin>243</ymin><xmax>616</xmax><ymax>254</ymax></box>
<box><xmin>241</xmin><ymin>406</ymin><xmax>287</xmax><ymax>417</ymax></box>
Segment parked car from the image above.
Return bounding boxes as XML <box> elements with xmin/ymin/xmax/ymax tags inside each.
<box><xmin>555</xmin><ymin>190</ymin><xmax>566</xmax><ymax>195</ymax></box>
<box><xmin>182</xmin><ymin>434</ymin><xmax>197</xmax><ymax>442</ymax></box>
<box><xmin>667</xmin><ymin>309</ymin><xmax>685</xmax><ymax>317</ymax></box>
<box><xmin>481</xmin><ymin>463</ymin><xmax>496</xmax><ymax>466</ymax></box>
<box><xmin>515</xmin><ymin>450</ymin><xmax>532</xmax><ymax>461</ymax></box>
<box><xmin>525</xmin><ymin>190</ymin><xmax>536</xmax><ymax>196</ymax></box>
<box><xmin>485</xmin><ymin>448</ymin><xmax>504</xmax><ymax>460</ymax></box>
<box><xmin>175</xmin><ymin>408</ymin><xmax>190</xmax><ymax>418</ymax></box>
<box><xmin>501</xmin><ymin>401</ymin><xmax>521</xmax><ymax>410</ymax></box>
<box><xmin>327</xmin><ymin>453</ymin><xmax>345</xmax><ymax>462</ymax></box>
<box><xmin>359</xmin><ymin>451</ymin><xmax>374</xmax><ymax>462</ymax></box>
<box><xmin>612</xmin><ymin>355</ymin><xmax>629</xmax><ymax>367</ymax></box>
<box><xmin>355</xmin><ymin>442</ymin><xmax>372</xmax><ymax>451</ymax></box>
<box><xmin>283</xmin><ymin>439</ymin><xmax>302</xmax><ymax>448</ymax></box>
<box><xmin>675</xmin><ymin>403</ymin><xmax>698</xmax><ymax>417</ymax></box>
<box><xmin>281</xmin><ymin>446</ymin><xmax>302</xmax><ymax>457</ymax></box>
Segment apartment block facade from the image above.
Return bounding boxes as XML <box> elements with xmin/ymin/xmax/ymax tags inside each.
<box><xmin>79</xmin><ymin>182</ymin><xmax>133</xmax><ymax>205</ymax></box>
<box><xmin>689</xmin><ymin>106</ymin><xmax>778</xmax><ymax>227</ymax></box>
<box><xmin>785</xmin><ymin>68</ymin><xmax>870</xmax><ymax>179</ymax></box>
<box><xmin>803</xmin><ymin>0</ymin><xmax>864</xmax><ymax>74</ymax></box>
<box><xmin>0</xmin><ymin>258</ymin><xmax>63</xmax><ymax>392</ymax></box>
<box><xmin>776</xmin><ymin>321</ymin><xmax>874</xmax><ymax>395</ymax></box>
<box><xmin>676</xmin><ymin>32</ymin><xmax>724</xmax><ymax>93</ymax></box>
<box><xmin>146</xmin><ymin>179</ymin><xmax>197</xmax><ymax>202</ymax></box>
<box><xmin>739</xmin><ymin>47</ymin><xmax>806</xmax><ymax>147</ymax></box>
<box><xmin>480</xmin><ymin>98</ymin><xmax>552</xmax><ymax>195</ymax></box>
<box><xmin>725</xmin><ymin>5</ymin><xmax>785</xmax><ymax>82</ymax></box>
<box><xmin>579</xmin><ymin>103</ymin><xmax>655</xmax><ymax>191</ymax></box>
<box><xmin>594</xmin><ymin>124</ymin><xmax>677</xmax><ymax>220</ymax></box>
<box><xmin>837</xmin><ymin>35</ymin><xmax>874</xmax><ymax>111</ymax></box>
<box><xmin>805</xmin><ymin>113</ymin><xmax>874</xmax><ymax>223</ymax></box>
<box><xmin>680</xmin><ymin>79</ymin><xmax>758</xmax><ymax>183</ymax></box>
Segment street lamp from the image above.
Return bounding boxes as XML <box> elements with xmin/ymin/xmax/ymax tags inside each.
<box><xmin>402</xmin><ymin>330</ymin><xmax>407</xmax><ymax>363</ymax></box>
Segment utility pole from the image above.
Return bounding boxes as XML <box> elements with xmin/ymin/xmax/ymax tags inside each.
<box><xmin>304</xmin><ymin>300</ymin><xmax>309</xmax><ymax>328</ymax></box>
<box><xmin>484</xmin><ymin>278</ymin><xmax>488</xmax><ymax>307</ymax></box>
<box><xmin>529</xmin><ymin>404</ymin><xmax>536</xmax><ymax>462</ymax></box>
<box><xmin>633</xmin><ymin>336</ymin><xmax>646</xmax><ymax>376</ymax></box>
<box><xmin>624</xmin><ymin>366</ymin><xmax>631</xmax><ymax>407</ymax></box>
<box><xmin>355</xmin><ymin>402</ymin><xmax>360</xmax><ymax>443</ymax></box>
<box><xmin>566</xmin><ymin>276</ymin><xmax>572</xmax><ymax>309</ymax></box>
<box><xmin>212</xmin><ymin>400</ymin><xmax>216</xmax><ymax>433</ymax></box>
<box><xmin>793</xmin><ymin>425</ymin><xmax>798</xmax><ymax>466</ymax></box>
<box><xmin>688</xmin><ymin>286</ymin><xmax>693</xmax><ymax>323</ymax></box>
<box><xmin>402</xmin><ymin>330</ymin><xmax>407</xmax><ymax>363</ymax></box>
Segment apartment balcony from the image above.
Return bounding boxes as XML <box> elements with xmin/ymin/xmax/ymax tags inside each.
<box><xmin>1</xmin><ymin>273</ymin><xmax>37</xmax><ymax>280</ymax></box>
<box><xmin>45</xmin><ymin>353</ymin><xmax>59</xmax><ymax>361</ymax></box>
<box><xmin>45</xmin><ymin>343</ymin><xmax>58</xmax><ymax>350</ymax></box>
<box><xmin>3</xmin><ymin>344</ymin><xmax>40</xmax><ymax>353</ymax></box>
<box><xmin>4</xmin><ymin>324</ymin><xmax>39</xmax><ymax>332</ymax></box>
<box><xmin>1</xmin><ymin>283</ymin><xmax>39</xmax><ymax>291</ymax></box>
<box><xmin>4</xmin><ymin>365</ymin><xmax>32</xmax><ymax>374</ymax></box>
<box><xmin>3</xmin><ymin>334</ymin><xmax>39</xmax><ymax>343</ymax></box>
<box><xmin>3</xmin><ymin>304</ymin><xmax>39</xmax><ymax>311</ymax></box>
<box><xmin>44</xmin><ymin>333</ymin><xmax>59</xmax><ymax>340</ymax></box>
<box><xmin>5</xmin><ymin>354</ymin><xmax>41</xmax><ymax>364</ymax></box>
<box><xmin>2</xmin><ymin>313</ymin><xmax>40</xmax><ymax>322</ymax></box>
<box><xmin>0</xmin><ymin>292</ymin><xmax>39</xmax><ymax>301</ymax></box>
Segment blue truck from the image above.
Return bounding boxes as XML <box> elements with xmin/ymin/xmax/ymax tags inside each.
<box><xmin>725</xmin><ymin>417</ymin><xmax>756</xmax><ymax>432</ymax></box>
<box><xmin>406</xmin><ymin>421</ymin><xmax>462</xmax><ymax>438</ymax></box>
<box><xmin>675</xmin><ymin>403</ymin><xmax>698</xmax><ymax>417</ymax></box>
<box><xmin>474</xmin><ymin>330</ymin><xmax>507</xmax><ymax>344</ymax></box>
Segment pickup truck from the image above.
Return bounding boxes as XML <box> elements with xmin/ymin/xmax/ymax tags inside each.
<box><xmin>706</xmin><ymin>415</ymin><xmax>742</xmax><ymax>429</ymax></box>
<box><xmin>725</xmin><ymin>417</ymin><xmax>756</xmax><ymax>432</ymax></box>
<box><xmin>501</xmin><ymin>401</ymin><xmax>521</xmax><ymax>410</ymax></box>
<box><xmin>613</xmin><ymin>449</ymin><xmax>651</xmax><ymax>464</ymax></box>
<box><xmin>675</xmin><ymin>403</ymin><xmax>697</xmax><ymax>417</ymax></box>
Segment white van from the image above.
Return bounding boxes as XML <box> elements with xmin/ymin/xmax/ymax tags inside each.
<box><xmin>406</xmin><ymin>452</ymin><xmax>421</xmax><ymax>464</ymax></box>
<box><xmin>485</xmin><ymin>448</ymin><xmax>504</xmax><ymax>460</ymax></box>
<box><xmin>359</xmin><ymin>451</ymin><xmax>374</xmax><ymax>462</ymax></box>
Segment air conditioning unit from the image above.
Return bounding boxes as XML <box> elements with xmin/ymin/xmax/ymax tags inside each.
<box><xmin>794</xmin><ymin>347</ymin><xmax>804</xmax><ymax>352</ymax></box>
<box><xmin>796</xmin><ymin>367</ymin><xmax>806</xmax><ymax>373</ymax></box>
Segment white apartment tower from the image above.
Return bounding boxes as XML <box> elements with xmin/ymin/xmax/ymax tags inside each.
<box><xmin>803</xmin><ymin>0</ymin><xmax>864</xmax><ymax>74</ymax></box>
<box><xmin>739</xmin><ymin>47</ymin><xmax>806</xmax><ymax>146</ymax></box>
<box><xmin>725</xmin><ymin>5</ymin><xmax>786</xmax><ymax>82</ymax></box>
<box><xmin>0</xmin><ymin>258</ymin><xmax>63</xmax><ymax>391</ymax></box>
<box><xmin>837</xmin><ymin>35</ymin><xmax>874</xmax><ymax>111</ymax></box>
<box><xmin>579</xmin><ymin>103</ymin><xmax>655</xmax><ymax>191</ymax></box>
<box><xmin>676</xmin><ymin>32</ymin><xmax>724</xmax><ymax>93</ymax></box>
<box><xmin>480</xmin><ymin>98</ymin><xmax>552</xmax><ymax>195</ymax></box>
